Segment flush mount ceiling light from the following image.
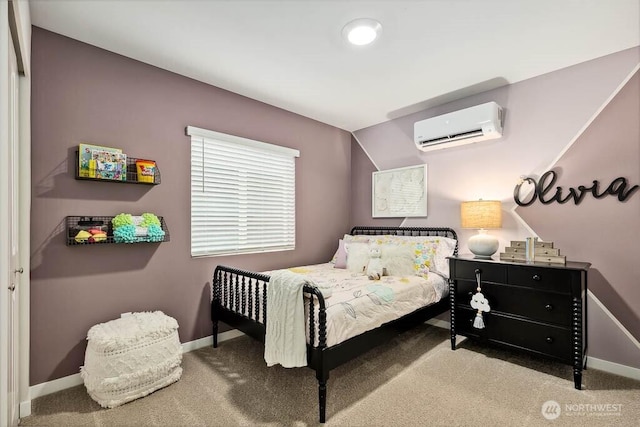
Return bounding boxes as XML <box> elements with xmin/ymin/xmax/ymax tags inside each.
<box><xmin>342</xmin><ymin>18</ymin><xmax>382</xmax><ymax>46</ymax></box>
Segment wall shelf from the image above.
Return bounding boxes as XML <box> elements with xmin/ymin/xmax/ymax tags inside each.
<box><xmin>65</xmin><ymin>215</ymin><xmax>170</xmax><ymax>246</ymax></box>
<box><xmin>74</xmin><ymin>151</ymin><xmax>161</xmax><ymax>185</ymax></box>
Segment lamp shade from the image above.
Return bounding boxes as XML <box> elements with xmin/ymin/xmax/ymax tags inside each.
<box><xmin>460</xmin><ymin>200</ymin><xmax>502</xmax><ymax>229</ymax></box>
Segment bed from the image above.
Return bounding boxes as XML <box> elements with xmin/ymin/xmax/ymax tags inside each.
<box><xmin>211</xmin><ymin>226</ymin><xmax>458</xmax><ymax>423</ymax></box>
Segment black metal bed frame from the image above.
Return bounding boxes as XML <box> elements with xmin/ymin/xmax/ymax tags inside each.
<box><xmin>211</xmin><ymin>226</ymin><xmax>458</xmax><ymax>423</ymax></box>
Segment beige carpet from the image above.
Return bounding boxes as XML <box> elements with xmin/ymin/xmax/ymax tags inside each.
<box><xmin>20</xmin><ymin>325</ymin><xmax>640</xmax><ymax>426</ymax></box>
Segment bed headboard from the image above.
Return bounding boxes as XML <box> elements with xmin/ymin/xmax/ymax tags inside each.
<box><xmin>350</xmin><ymin>226</ymin><xmax>458</xmax><ymax>256</ymax></box>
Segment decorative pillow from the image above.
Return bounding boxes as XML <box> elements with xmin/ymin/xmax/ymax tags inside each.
<box><xmin>364</xmin><ymin>235</ymin><xmax>457</xmax><ymax>278</ymax></box>
<box><xmin>330</xmin><ymin>234</ymin><xmax>371</xmax><ymax>263</ymax></box>
<box><xmin>330</xmin><ymin>233</ymin><xmax>457</xmax><ymax>278</ymax></box>
<box><xmin>345</xmin><ymin>242</ymin><xmax>371</xmax><ymax>273</ymax></box>
<box><xmin>334</xmin><ymin>239</ymin><xmax>347</xmax><ymax>269</ymax></box>
<box><xmin>380</xmin><ymin>244</ymin><xmax>415</xmax><ymax>276</ymax></box>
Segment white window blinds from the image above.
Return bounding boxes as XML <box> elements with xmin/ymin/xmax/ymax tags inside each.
<box><xmin>187</xmin><ymin>126</ymin><xmax>300</xmax><ymax>257</ymax></box>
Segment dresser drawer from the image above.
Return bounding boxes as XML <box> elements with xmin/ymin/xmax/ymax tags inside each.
<box><xmin>487</xmin><ymin>314</ymin><xmax>572</xmax><ymax>362</ymax></box>
<box><xmin>507</xmin><ymin>266</ymin><xmax>572</xmax><ymax>294</ymax></box>
<box><xmin>452</xmin><ymin>259</ymin><xmax>506</xmax><ymax>283</ymax></box>
<box><xmin>455</xmin><ymin>282</ymin><xmax>572</xmax><ymax>326</ymax></box>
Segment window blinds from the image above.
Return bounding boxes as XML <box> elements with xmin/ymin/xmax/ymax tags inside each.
<box><xmin>187</xmin><ymin>126</ymin><xmax>299</xmax><ymax>257</ymax></box>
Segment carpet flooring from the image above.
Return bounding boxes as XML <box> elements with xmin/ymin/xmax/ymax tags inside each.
<box><xmin>20</xmin><ymin>325</ymin><xmax>640</xmax><ymax>426</ymax></box>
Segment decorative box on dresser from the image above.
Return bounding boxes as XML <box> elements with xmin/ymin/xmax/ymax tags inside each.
<box><xmin>448</xmin><ymin>254</ymin><xmax>590</xmax><ymax>389</ymax></box>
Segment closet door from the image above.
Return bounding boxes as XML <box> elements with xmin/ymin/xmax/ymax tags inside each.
<box><xmin>0</xmin><ymin>3</ymin><xmax>21</xmax><ymax>425</ymax></box>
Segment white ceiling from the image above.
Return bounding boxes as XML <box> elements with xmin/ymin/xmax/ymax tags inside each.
<box><xmin>30</xmin><ymin>0</ymin><xmax>640</xmax><ymax>131</ymax></box>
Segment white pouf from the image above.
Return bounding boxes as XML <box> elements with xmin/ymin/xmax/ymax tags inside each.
<box><xmin>81</xmin><ymin>311</ymin><xmax>182</xmax><ymax>408</ymax></box>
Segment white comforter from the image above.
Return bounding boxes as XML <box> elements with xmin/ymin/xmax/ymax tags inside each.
<box><xmin>267</xmin><ymin>263</ymin><xmax>447</xmax><ymax>348</ymax></box>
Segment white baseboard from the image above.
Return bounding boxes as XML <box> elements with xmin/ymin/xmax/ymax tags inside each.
<box><xmin>180</xmin><ymin>329</ymin><xmax>244</xmax><ymax>353</ymax></box>
<box><xmin>25</xmin><ymin>329</ymin><xmax>246</xmax><ymax>409</ymax></box>
<box><xmin>426</xmin><ymin>318</ymin><xmax>450</xmax><ymax>329</ymax></box>
<box><xmin>29</xmin><ymin>372</ymin><xmax>84</xmax><ymax>401</ymax></box>
<box><xmin>586</xmin><ymin>356</ymin><xmax>640</xmax><ymax>382</ymax></box>
<box><xmin>19</xmin><ymin>400</ymin><xmax>32</xmax><ymax>418</ymax></box>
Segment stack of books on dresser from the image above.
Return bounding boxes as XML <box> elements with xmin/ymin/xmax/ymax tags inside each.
<box><xmin>499</xmin><ymin>240</ymin><xmax>566</xmax><ymax>265</ymax></box>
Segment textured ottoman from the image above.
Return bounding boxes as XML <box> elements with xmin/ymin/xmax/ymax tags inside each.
<box><xmin>81</xmin><ymin>311</ymin><xmax>182</xmax><ymax>408</ymax></box>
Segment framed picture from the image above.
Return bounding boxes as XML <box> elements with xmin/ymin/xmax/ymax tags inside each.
<box><xmin>372</xmin><ymin>164</ymin><xmax>427</xmax><ymax>218</ymax></box>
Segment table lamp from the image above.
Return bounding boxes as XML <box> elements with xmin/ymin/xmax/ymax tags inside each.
<box><xmin>460</xmin><ymin>200</ymin><xmax>502</xmax><ymax>258</ymax></box>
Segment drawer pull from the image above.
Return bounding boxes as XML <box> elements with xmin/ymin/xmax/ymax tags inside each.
<box><xmin>475</xmin><ymin>268</ymin><xmax>482</xmax><ymax>274</ymax></box>
<box><xmin>468</xmin><ymin>291</ymin><xmax>473</xmax><ymax>297</ymax></box>
<box><xmin>533</xmin><ymin>274</ymin><xmax>541</xmax><ymax>281</ymax></box>
<box><xmin>546</xmin><ymin>337</ymin><xmax>554</xmax><ymax>344</ymax></box>
<box><xmin>545</xmin><ymin>304</ymin><xmax>553</xmax><ymax>311</ymax></box>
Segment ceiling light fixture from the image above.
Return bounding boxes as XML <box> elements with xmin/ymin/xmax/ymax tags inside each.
<box><xmin>342</xmin><ymin>18</ymin><xmax>382</xmax><ymax>46</ymax></box>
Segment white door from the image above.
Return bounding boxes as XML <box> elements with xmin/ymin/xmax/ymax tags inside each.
<box><xmin>1</xmin><ymin>7</ymin><xmax>21</xmax><ymax>425</ymax></box>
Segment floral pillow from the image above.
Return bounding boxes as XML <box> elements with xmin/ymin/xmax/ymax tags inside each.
<box><xmin>330</xmin><ymin>233</ymin><xmax>457</xmax><ymax>279</ymax></box>
<box><xmin>367</xmin><ymin>235</ymin><xmax>457</xmax><ymax>278</ymax></box>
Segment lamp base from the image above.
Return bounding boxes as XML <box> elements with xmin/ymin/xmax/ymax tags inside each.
<box><xmin>468</xmin><ymin>229</ymin><xmax>499</xmax><ymax>258</ymax></box>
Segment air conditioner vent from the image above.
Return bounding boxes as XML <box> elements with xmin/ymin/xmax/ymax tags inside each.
<box><xmin>417</xmin><ymin>129</ymin><xmax>484</xmax><ymax>146</ymax></box>
<box><xmin>414</xmin><ymin>102</ymin><xmax>503</xmax><ymax>152</ymax></box>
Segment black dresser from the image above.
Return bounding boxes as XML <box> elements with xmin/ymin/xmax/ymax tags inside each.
<box><xmin>448</xmin><ymin>255</ymin><xmax>590</xmax><ymax>389</ymax></box>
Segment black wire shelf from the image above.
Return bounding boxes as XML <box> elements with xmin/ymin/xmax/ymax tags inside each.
<box><xmin>65</xmin><ymin>215</ymin><xmax>170</xmax><ymax>246</ymax></box>
<box><xmin>74</xmin><ymin>151</ymin><xmax>161</xmax><ymax>185</ymax></box>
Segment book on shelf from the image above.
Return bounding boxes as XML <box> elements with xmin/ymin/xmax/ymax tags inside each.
<box><xmin>92</xmin><ymin>150</ymin><xmax>127</xmax><ymax>181</ymax></box>
<box><xmin>78</xmin><ymin>143</ymin><xmax>123</xmax><ymax>179</ymax></box>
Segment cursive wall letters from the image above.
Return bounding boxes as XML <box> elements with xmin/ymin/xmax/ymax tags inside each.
<box><xmin>514</xmin><ymin>170</ymin><xmax>639</xmax><ymax>206</ymax></box>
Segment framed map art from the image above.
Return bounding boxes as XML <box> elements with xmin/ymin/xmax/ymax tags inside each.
<box><xmin>372</xmin><ymin>164</ymin><xmax>427</xmax><ymax>218</ymax></box>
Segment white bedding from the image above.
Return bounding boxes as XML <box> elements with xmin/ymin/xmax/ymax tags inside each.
<box><xmin>268</xmin><ymin>263</ymin><xmax>447</xmax><ymax>348</ymax></box>
<box><xmin>264</xmin><ymin>270</ymin><xmax>307</xmax><ymax>368</ymax></box>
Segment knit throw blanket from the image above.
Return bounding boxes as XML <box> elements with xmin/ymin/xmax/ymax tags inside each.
<box><xmin>264</xmin><ymin>270</ymin><xmax>308</xmax><ymax>368</ymax></box>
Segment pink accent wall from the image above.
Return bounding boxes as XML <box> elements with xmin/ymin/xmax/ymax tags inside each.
<box><xmin>30</xmin><ymin>28</ymin><xmax>352</xmax><ymax>384</ymax></box>
<box><xmin>352</xmin><ymin>47</ymin><xmax>640</xmax><ymax>368</ymax></box>
<box><xmin>516</xmin><ymin>70</ymin><xmax>640</xmax><ymax>365</ymax></box>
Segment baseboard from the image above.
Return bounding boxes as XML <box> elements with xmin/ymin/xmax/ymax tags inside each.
<box><xmin>587</xmin><ymin>356</ymin><xmax>640</xmax><ymax>382</ymax></box>
<box><xmin>180</xmin><ymin>329</ymin><xmax>244</xmax><ymax>353</ymax></box>
<box><xmin>29</xmin><ymin>372</ymin><xmax>84</xmax><ymax>401</ymax></box>
<box><xmin>426</xmin><ymin>318</ymin><xmax>450</xmax><ymax>329</ymax></box>
<box><xmin>19</xmin><ymin>400</ymin><xmax>32</xmax><ymax>418</ymax></box>
<box><xmin>26</xmin><ymin>329</ymin><xmax>246</xmax><ymax>405</ymax></box>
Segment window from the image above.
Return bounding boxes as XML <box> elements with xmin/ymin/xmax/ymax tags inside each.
<box><xmin>187</xmin><ymin>126</ymin><xmax>299</xmax><ymax>257</ymax></box>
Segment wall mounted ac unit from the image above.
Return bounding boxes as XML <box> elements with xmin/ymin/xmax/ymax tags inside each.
<box><xmin>414</xmin><ymin>101</ymin><xmax>504</xmax><ymax>152</ymax></box>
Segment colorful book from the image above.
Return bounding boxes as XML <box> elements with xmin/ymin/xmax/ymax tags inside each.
<box><xmin>78</xmin><ymin>143</ymin><xmax>122</xmax><ymax>178</ymax></box>
<box><xmin>92</xmin><ymin>150</ymin><xmax>127</xmax><ymax>181</ymax></box>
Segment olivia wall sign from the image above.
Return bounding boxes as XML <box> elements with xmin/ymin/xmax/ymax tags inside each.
<box><xmin>514</xmin><ymin>170</ymin><xmax>639</xmax><ymax>206</ymax></box>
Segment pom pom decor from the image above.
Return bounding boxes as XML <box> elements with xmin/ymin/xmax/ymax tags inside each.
<box><xmin>112</xmin><ymin>213</ymin><xmax>165</xmax><ymax>243</ymax></box>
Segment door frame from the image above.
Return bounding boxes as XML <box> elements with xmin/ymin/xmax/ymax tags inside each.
<box><xmin>0</xmin><ymin>1</ymin><xmax>18</xmax><ymax>424</ymax></box>
<box><xmin>1</xmin><ymin>0</ymin><xmax>31</xmax><ymax>423</ymax></box>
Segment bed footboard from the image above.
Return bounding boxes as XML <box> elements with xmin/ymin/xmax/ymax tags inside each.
<box><xmin>212</xmin><ymin>265</ymin><xmax>330</xmax><ymax>421</ymax></box>
<box><xmin>211</xmin><ymin>265</ymin><xmax>328</xmax><ymax>351</ymax></box>
<box><xmin>211</xmin><ymin>266</ymin><xmax>269</xmax><ymax>345</ymax></box>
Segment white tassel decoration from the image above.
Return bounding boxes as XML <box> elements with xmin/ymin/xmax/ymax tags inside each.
<box><xmin>473</xmin><ymin>311</ymin><xmax>485</xmax><ymax>329</ymax></box>
<box><xmin>470</xmin><ymin>270</ymin><xmax>490</xmax><ymax>330</ymax></box>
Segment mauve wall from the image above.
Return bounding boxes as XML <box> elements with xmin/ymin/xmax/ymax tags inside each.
<box><xmin>516</xmin><ymin>69</ymin><xmax>640</xmax><ymax>367</ymax></box>
<box><xmin>349</xmin><ymin>135</ymin><xmax>401</xmax><ymax>229</ymax></box>
<box><xmin>30</xmin><ymin>28</ymin><xmax>352</xmax><ymax>385</ymax></box>
<box><xmin>352</xmin><ymin>47</ymin><xmax>640</xmax><ymax>368</ymax></box>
